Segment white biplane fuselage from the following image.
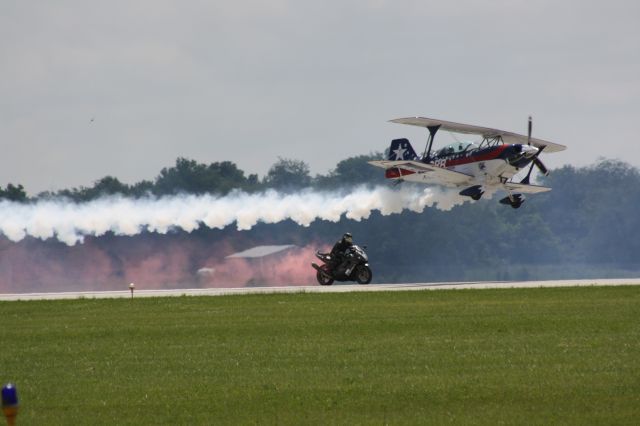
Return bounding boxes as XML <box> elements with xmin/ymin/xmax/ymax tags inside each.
<box><xmin>369</xmin><ymin>117</ymin><xmax>567</xmax><ymax>208</ymax></box>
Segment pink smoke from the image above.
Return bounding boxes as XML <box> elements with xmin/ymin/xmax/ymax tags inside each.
<box><xmin>0</xmin><ymin>236</ymin><xmax>328</xmax><ymax>293</ymax></box>
<box><xmin>201</xmin><ymin>245</ymin><xmax>322</xmax><ymax>287</ymax></box>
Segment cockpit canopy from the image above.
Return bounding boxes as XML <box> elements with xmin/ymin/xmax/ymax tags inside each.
<box><xmin>435</xmin><ymin>141</ymin><xmax>478</xmax><ymax>157</ymax></box>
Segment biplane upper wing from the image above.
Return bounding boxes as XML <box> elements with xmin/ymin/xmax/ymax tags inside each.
<box><xmin>368</xmin><ymin>160</ymin><xmax>474</xmax><ymax>186</ymax></box>
<box><xmin>503</xmin><ymin>182</ymin><xmax>551</xmax><ymax>194</ymax></box>
<box><xmin>390</xmin><ymin>117</ymin><xmax>567</xmax><ymax>153</ymax></box>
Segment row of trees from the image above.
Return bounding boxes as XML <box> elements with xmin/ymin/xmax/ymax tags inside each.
<box><xmin>0</xmin><ymin>183</ymin><xmax>27</xmax><ymax>201</ymax></box>
<box><xmin>1</xmin><ymin>153</ymin><xmax>384</xmax><ymax>202</ymax></box>
<box><xmin>2</xmin><ymin>153</ymin><xmax>640</xmax><ymax>284</ymax></box>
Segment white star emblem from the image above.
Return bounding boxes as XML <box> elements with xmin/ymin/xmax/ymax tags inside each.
<box><xmin>393</xmin><ymin>144</ymin><xmax>407</xmax><ymax>160</ymax></box>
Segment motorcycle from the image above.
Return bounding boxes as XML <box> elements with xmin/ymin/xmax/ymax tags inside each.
<box><xmin>311</xmin><ymin>245</ymin><xmax>372</xmax><ymax>285</ymax></box>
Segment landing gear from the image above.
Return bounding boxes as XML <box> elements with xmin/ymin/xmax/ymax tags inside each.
<box><xmin>499</xmin><ymin>193</ymin><xmax>524</xmax><ymax>209</ymax></box>
<box><xmin>459</xmin><ymin>185</ymin><xmax>484</xmax><ymax>201</ymax></box>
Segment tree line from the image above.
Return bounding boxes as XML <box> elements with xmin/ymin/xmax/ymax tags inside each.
<box><xmin>2</xmin><ymin>154</ymin><xmax>639</xmax><ymax>283</ymax></box>
<box><xmin>1</xmin><ymin>154</ymin><xmax>385</xmax><ymax>202</ymax></box>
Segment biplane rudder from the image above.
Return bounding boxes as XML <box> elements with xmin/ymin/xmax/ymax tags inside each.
<box><xmin>386</xmin><ymin>138</ymin><xmax>419</xmax><ymax>161</ymax></box>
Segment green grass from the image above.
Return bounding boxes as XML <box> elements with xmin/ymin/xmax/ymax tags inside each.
<box><xmin>1</xmin><ymin>286</ymin><xmax>639</xmax><ymax>425</ymax></box>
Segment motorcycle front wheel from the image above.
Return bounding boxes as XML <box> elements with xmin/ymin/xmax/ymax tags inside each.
<box><xmin>354</xmin><ymin>265</ymin><xmax>372</xmax><ymax>284</ymax></box>
<box><xmin>316</xmin><ymin>266</ymin><xmax>334</xmax><ymax>285</ymax></box>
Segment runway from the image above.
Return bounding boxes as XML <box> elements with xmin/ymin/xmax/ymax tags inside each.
<box><xmin>1</xmin><ymin>278</ymin><xmax>639</xmax><ymax>301</ymax></box>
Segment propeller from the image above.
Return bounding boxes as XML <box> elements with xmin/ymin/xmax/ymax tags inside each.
<box><xmin>521</xmin><ymin>116</ymin><xmax>549</xmax><ymax>184</ymax></box>
<box><xmin>533</xmin><ymin>156</ymin><xmax>548</xmax><ymax>175</ymax></box>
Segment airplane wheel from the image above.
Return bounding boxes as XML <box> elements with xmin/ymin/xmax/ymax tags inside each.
<box><xmin>355</xmin><ymin>265</ymin><xmax>372</xmax><ymax>285</ymax></box>
<box><xmin>316</xmin><ymin>267</ymin><xmax>334</xmax><ymax>285</ymax></box>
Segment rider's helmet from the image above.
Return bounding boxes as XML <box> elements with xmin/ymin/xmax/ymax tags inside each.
<box><xmin>342</xmin><ymin>232</ymin><xmax>353</xmax><ymax>244</ymax></box>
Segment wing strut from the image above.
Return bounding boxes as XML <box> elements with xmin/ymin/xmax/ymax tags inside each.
<box><xmin>422</xmin><ymin>125</ymin><xmax>441</xmax><ymax>162</ymax></box>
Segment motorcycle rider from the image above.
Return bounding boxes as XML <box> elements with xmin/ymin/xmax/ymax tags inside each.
<box><xmin>329</xmin><ymin>232</ymin><xmax>354</xmax><ymax>276</ymax></box>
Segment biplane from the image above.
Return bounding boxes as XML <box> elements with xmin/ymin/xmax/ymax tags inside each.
<box><xmin>369</xmin><ymin>117</ymin><xmax>566</xmax><ymax>208</ymax></box>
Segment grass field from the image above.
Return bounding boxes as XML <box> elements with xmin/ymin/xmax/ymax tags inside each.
<box><xmin>1</xmin><ymin>286</ymin><xmax>639</xmax><ymax>425</ymax></box>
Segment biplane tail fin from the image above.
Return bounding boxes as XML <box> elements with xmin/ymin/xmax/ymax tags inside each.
<box><xmin>386</xmin><ymin>138</ymin><xmax>419</xmax><ymax>161</ymax></box>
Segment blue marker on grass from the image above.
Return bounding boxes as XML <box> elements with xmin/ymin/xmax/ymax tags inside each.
<box><xmin>1</xmin><ymin>383</ymin><xmax>19</xmax><ymax>426</ymax></box>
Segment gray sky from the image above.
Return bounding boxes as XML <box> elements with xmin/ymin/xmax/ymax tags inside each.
<box><xmin>2</xmin><ymin>0</ymin><xmax>640</xmax><ymax>194</ymax></box>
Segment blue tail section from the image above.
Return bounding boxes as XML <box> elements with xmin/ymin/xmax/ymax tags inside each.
<box><xmin>387</xmin><ymin>138</ymin><xmax>418</xmax><ymax>161</ymax></box>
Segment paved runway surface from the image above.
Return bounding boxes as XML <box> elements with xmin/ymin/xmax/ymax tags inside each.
<box><xmin>2</xmin><ymin>278</ymin><xmax>639</xmax><ymax>301</ymax></box>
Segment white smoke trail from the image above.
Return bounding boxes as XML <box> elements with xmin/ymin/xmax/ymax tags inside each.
<box><xmin>0</xmin><ymin>186</ymin><xmax>469</xmax><ymax>246</ymax></box>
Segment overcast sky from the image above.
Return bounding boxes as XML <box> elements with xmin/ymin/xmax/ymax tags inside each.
<box><xmin>2</xmin><ymin>0</ymin><xmax>639</xmax><ymax>194</ymax></box>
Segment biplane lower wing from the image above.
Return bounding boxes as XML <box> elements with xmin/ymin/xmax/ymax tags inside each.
<box><xmin>368</xmin><ymin>160</ymin><xmax>474</xmax><ymax>186</ymax></box>
<box><xmin>502</xmin><ymin>182</ymin><xmax>551</xmax><ymax>194</ymax></box>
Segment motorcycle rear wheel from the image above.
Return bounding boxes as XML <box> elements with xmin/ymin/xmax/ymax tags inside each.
<box><xmin>354</xmin><ymin>265</ymin><xmax>372</xmax><ymax>284</ymax></box>
<box><xmin>316</xmin><ymin>268</ymin><xmax>334</xmax><ymax>285</ymax></box>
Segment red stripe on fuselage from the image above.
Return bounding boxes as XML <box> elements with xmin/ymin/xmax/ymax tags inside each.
<box><xmin>445</xmin><ymin>145</ymin><xmax>510</xmax><ymax>167</ymax></box>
